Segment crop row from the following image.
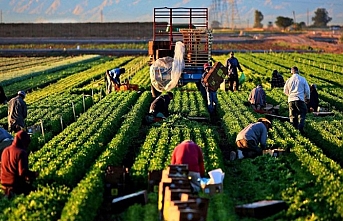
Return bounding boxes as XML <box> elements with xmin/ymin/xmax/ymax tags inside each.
<box><xmin>0</xmin><ymin>91</ymin><xmax>141</xmax><ymax>220</ymax></box>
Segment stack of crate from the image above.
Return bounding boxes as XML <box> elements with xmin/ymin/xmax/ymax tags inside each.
<box><xmin>158</xmin><ymin>164</ymin><xmax>209</xmax><ymax>221</ymax></box>
<box><xmin>180</xmin><ymin>29</ymin><xmax>211</xmax><ymax>66</ymax></box>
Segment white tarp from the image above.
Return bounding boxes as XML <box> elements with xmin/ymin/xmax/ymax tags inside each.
<box><xmin>150</xmin><ymin>41</ymin><xmax>185</xmax><ymax>92</ymax></box>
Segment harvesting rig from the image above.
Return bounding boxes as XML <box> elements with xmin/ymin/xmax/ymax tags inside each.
<box><xmin>149</xmin><ymin>7</ymin><xmax>217</xmax><ymax>96</ymax></box>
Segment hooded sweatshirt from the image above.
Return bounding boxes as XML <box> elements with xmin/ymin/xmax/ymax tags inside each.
<box><xmin>1</xmin><ymin>130</ymin><xmax>35</xmax><ymax>190</ymax></box>
<box><xmin>171</xmin><ymin>140</ymin><xmax>205</xmax><ymax>176</ymax></box>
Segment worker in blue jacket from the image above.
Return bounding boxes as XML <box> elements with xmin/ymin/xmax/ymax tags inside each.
<box><xmin>106</xmin><ymin>67</ymin><xmax>125</xmax><ymax>93</ymax></box>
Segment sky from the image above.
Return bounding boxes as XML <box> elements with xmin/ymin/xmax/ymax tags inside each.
<box><xmin>0</xmin><ymin>0</ymin><xmax>342</xmax><ymax>27</ymax></box>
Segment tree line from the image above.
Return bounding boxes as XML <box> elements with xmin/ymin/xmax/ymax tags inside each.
<box><xmin>253</xmin><ymin>8</ymin><xmax>333</xmax><ymax>31</ymax></box>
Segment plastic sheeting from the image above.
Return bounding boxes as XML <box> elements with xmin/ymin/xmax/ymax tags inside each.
<box><xmin>150</xmin><ymin>41</ymin><xmax>185</xmax><ymax>92</ymax></box>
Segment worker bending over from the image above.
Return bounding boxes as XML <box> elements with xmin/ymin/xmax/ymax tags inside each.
<box><xmin>231</xmin><ymin>118</ymin><xmax>272</xmax><ymax>160</ymax></box>
<box><xmin>1</xmin><ymin>130</ymin><xmax>39</xmax><ymax>198</ymax></box>
<box><xmin>248</xmin><ymin>84</ymin><xmax>266</xmax><ymax>111</ymax></box>
<box><xmin>171</xmin><ymin>140</ymin><xmax>205</xmax><ymax>193</ymax></box>
<box><xmin>149</xmin><ymin>92</ymin><xmax>173</xmax><ymax>119</ymax></box>
<box><xmin>106</xmin><ymin>67</ymin><xmax>125</xmax><ymax>93</ymax></box>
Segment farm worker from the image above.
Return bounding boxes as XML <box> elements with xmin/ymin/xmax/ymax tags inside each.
<box><xmin>271</xmin><ymin>70</ymin><xmax>285</xmax><ymax>88</ymax></box>
<box><xmin>171</xmin><ymin>140</ymin><xmax>205</xmax><ymax>193</ymax></box>
<box><xmin>226</xmin><ymin>51</ymin><xmax>243</xmax><ymax>92</ymax></box>
<box><xmin>106</xmin><ymin>67</ymin><xmax>125</xmax><ymax>93</ymax></box>
<box><xmin>8</xmin><ymin>91</ymin><xmax>27</xmax><ymax>133</ymax></box>
<box><xmin>149</xmin><ymin>91</ymin><xmax>173</xmax><ymax>119</ymax></box>
<box><xmin>283</xmin><ymin>66</ymin><xmax>310</xmax><ymax>135</ymax></box>
<box><xmin>1</xmin><ymin>130</ymin><xmax>39</xmax><ymax>198</ymax></box>
<box><xmin>0</xmin><ymin>85</ymin><xmax>7</xmax><ymax>105</ymax></box>
<box><xmin>201</xmin><ymin>63</ymin><xmax>218</xmax><ymax>114</ymax></box>
<box><xmin>231</xmin><ymin>118</ymin><xmax>272</xmax><ymax>160</ymax></box>
<box><xmin>248</xmin><ymin>84</ymin><xmax>266</xmax><ymax>111</ymax></box>
<box><xmin>306</xmin><ymin>84</ymin><xmax>319</xmax><ymax>113</ymax></box>
<box><xmin>0</xmin><ymin>127</ymin><xmax>13</xmax><ymax>159</ymax></box>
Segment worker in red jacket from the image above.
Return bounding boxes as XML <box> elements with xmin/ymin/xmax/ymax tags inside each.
<box><xmin>1</xmin><ymin>130</ymin><xmax>39</xmax><ymax>198</ymax></box>
<box><xmin>171</xmin><ymin>140</ymin><xmax>205</xmax><ymax>193</ymax></box>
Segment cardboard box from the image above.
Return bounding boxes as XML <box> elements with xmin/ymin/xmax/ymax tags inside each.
<box><xmin>203</xmin><ymin>62</ymin><xmax>226</xmax><ymax>91</ymax></box>
<box><xmin>201</xmin><ymin>183</ymin><xmax>223</xmax><ymax>196</ymax></box>
<box><xmin>163</xmin><ymin>187</ymin><xmax>192</xmax><ymax>221</ymax></box>
<box><xmin>235</xmin><ymin>200</ymin><xmax>287</xmax><ymax>219</ymax></box>
<box><xmin>168</xmin><ymin>208</ymin><xmax>206</xmax><ymax>221</ymax></box>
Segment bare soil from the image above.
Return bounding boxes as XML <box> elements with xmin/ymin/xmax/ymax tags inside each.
<box><xmin>255</xmin><ymin>34</ymin><xmax>343</xmax><ymax>53</ymax></box>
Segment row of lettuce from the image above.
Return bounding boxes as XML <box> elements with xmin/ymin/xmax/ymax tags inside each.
<box><xmin>0</xmin><ymin>53</ymin><xmax>342</xmax><ymax>220</ymax></box>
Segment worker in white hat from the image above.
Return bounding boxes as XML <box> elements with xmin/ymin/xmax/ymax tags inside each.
<box><xmin>230</xmin><ymin>118</ymin><xmax>272</xmax><ymax>160</ymax></box>
<box><xmin>7</xmin><ymin>91</ymin><xmax>27</xmax><ymax>132</ymax></box>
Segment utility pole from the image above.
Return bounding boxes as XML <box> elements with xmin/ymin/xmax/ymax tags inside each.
<box><xmin>292</xmin><ymin>11</ymin><xmax>296</xmax><ymax>30</ymax></box>
<box><xmin>307</xmin><ymin>9</ymin><xmax>309</xmax><ymax>26</ymax></box>
<box><xmin>100</xmin><ymin>10</ymin><xmax>103</xmax><ymax>22</ymax></box>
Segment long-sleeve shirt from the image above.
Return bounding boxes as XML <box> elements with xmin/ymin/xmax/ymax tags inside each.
<box><xmin>248</xmin><ymin>86</ymin><xmax>266</xmax><ymax>106</ymax></box>
<box><xmin>8</xmin><ymin>95</ymin><xmax>27</xmax><ymax>128</ymax></box>
<box><xmin>171</xmin><ymin>141</ymin><xmax>205</xmax><ymax>177</ymax></box>
<box><xmin>236</xmin><ymin>122</ymin><xmax>268</xmax><ymax>149</ymax></box>
<box><xmin>1</xmin><ymin>130</ymin><xmax>36</xmax><ymax>191</ymax></box>
<box><xmin>226</xmin><ymin>57</ymin><xmax>243</xmax><ymax>76</ymax></box>
<box><xmin>108</xmin><ymin>68</ymin><xmax>122</xmax><ymax>85</ymax></box>
<box><xmin>283</xmin><ymin>73</ymin><xmax>310</xmax><ymax>103</ymax></box>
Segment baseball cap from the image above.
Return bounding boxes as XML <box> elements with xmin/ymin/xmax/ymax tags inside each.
<box><xmin>18</xmin><ymin>91</ymin><xmax>26</xmax><ymax>98</ymax></box>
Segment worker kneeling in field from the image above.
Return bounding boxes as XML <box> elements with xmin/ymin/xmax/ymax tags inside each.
<box><xmin>1</xmin><ymin>130</ymin><xmax>39</xmax><ymax>198</ymax></box>
<box><xmin>171</xmin><ymin>140</ymin><xmax>205</xmax><ymax>193</ymax></box>
<box><xmin>248</xmin><ymin>84</ymin><xmax>266</xmax><ymax>112</ymax></box>
<box><xmin>230</xmin><ymin>118</ymin><xmax>272</xmax><ymax>160</ymax></box>
<box><xmin>149</xmin><ymin>91</ymin><xmax>173</xmax><ymax>119</ymax></box>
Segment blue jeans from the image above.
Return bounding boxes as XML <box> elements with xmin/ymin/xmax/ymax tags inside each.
<box><xmin>206</xmin><ymin>90</ymin><xmax>218</xmax><ymax>113</ymax></box>
<box><xmin>288</xmin><ymin>100</ymin><xmax>307</xmax><ymax>131</ymax></box>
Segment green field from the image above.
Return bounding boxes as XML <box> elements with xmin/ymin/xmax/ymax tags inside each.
<box><xmin>0</xmin><ymin>52</ymin><xmax>343</xmax><ymax>221</ymax></box>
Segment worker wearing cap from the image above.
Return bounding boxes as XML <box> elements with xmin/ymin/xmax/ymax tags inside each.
<box><xmin>171</xmin><ymin>140</ymin><xmax>205</xmax><ymax>193</ymax></box>
<box><xmin>271</xmin><ymin>70</ymin><xmax>285</xmax><ymax>88</ymax></box>
<box><xmin>248</xmin><ymin>84</ymin><xmax>266</xmax><ymax>111</ymax></box>
<box><xmin>226</xmin><ymin>51</ymin><xmax>243</xmax><ymax>92</ymax></box>
<box><xmin>231</xmin><ymin>118</ymin><xmax>272</xmax><ymax>160</ymax></box>
<box><xmin>8</xmin><ymin>91</ymin><xmax>27</xmax><ymax>133</ymax></box>
<box><xmin>284</xmin><ymin>66</ymin><xmax>310</xmax><ymax>134</ymax></box>
<box><xmin>201</xmin><ymin>63</ymin><xmax>218</xmax><ymax>114</ymax></box>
